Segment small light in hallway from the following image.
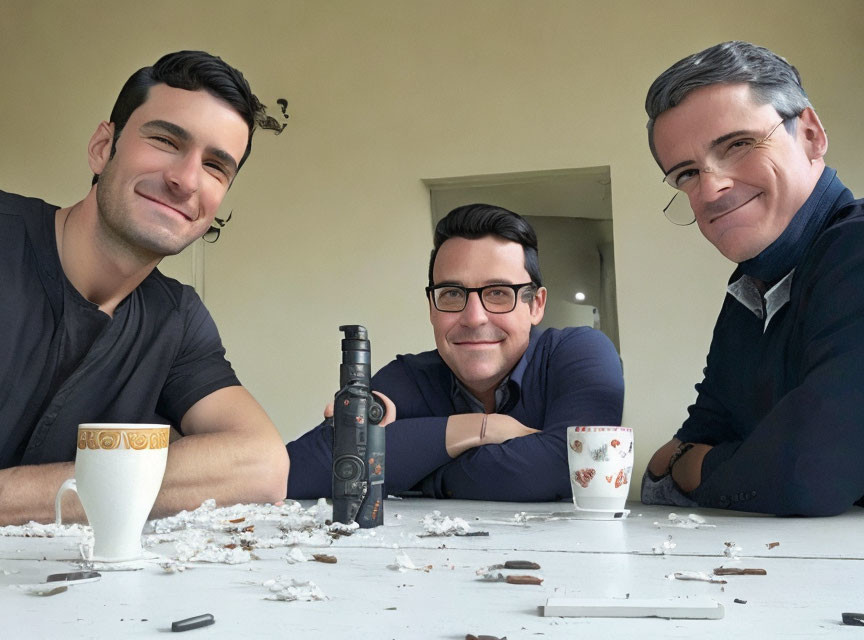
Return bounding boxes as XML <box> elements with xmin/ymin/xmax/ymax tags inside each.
<box><xmin>574</xmin><ymin>292</ymin><xmax>586</xmax><ymax>302</ymax></box>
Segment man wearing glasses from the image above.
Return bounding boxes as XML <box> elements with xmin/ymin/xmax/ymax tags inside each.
<box><xmin>642</xmin><ymin>41</ymin><xmax>864</xmax><ymax>515</ymax></box>
<box><xmin>287</xmin><ymin>204</ymin><xmax>624</xmax><ymax>500</ymax></box>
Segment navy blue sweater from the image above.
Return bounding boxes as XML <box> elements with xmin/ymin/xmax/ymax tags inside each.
<box><xmin>287</xmin><ymin>326</ymin><xmax>624</xmax><ymax>501</ymax></box>
<box><xmin>676</xmin><ymin>172</ymin><xmax>864</xmax><ymax>515</ymax></box>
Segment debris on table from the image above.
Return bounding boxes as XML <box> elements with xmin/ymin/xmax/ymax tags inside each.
<box><xmin>766</xmin><ymin>541</ymin><xmax>780</xmax><ymax>550</ymax></box>
<box><xmin>0</xmin><ymin>521</ymin><xmax>92</xmax><ymax>539</ymax></box>
<box><xmin>312</xmin><ymin>554</ymin><xmax>337</xmax><ymax>564</ymax></box>
<box><xmin>283</xmin><ymin>548</ymin><xmax>308</xmax><ymax>564</ymax></box>
<box><xmin>667</xmin><ymin>571</ymin><xmax>727</xmax><ymax>584</ymax></box>
<box><xmin>498</xmin><ymin>560</ymin><xmax>541</xmax><ymax>570</ymax></box>
<box><xmin>9</xmin><ymin>583</ymin><xmax>69</xmax><ymax>596</ymax></box>
<box><xmin>842</xmin><ymin>612</ymin><xmax>864</xmax><ymax>627</ymax></box>
<box><xmin>466</xmin><ymin>635</ymin><xmax>507</xmax><ymax>640</ymax></box>
<box><xmin>388</xmin><ymin>551</ymin><xmax>431</xmax><ymax>573</ymax></box>
<box><xmin>723</xmin><ymin>541</ymin><xmax>742</xmax><ymax>559</ymax></box>
<box><xmin>734</xmin><ymin>599</ymin><xmax>748</xmax><ymax>604</ymax></box>
<box><xmin>652</xmin><ymin>535</ymin><xmax>676</xmax><ymax>555</ymax></box>
<box><xmin>159</xmin><ymin>560</ymin><xmax>188</xmax><ymax>573</ymax></box>
<box><xmin>656</xmin><ymin>513</ymin><xmax>716</xmax><ymax>529</ymax></box>
<box><xmin>713</xmin><ymin>567</ymin><xmax>766</xmax><ymax>576</ymax></box>
<box><xmin>262</xmin><ymin>576</ymin><xmax>327</xmax><ymax>602</ymax></box>
<box><xmin>478</xmin><ymin>571</ymin><xmax>543</xmax><ymax>585</ymax></box>
<box><xmin>420</xmin><ymin>511</ymin><xmax>484</xmax><ymax>537</ymax></box>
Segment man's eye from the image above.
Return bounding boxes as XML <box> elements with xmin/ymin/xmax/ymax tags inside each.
<box><xmin>674</xmin><ymin>169</ymin><xmax>698</xmax><ymax>187</ymax></box>
<box><xmin>150</xmin><ymin>136</ymin><xmax>177</xmax><ymax>148</ymax></box>
<box><xmin>724</xmin><ymin>138</ymin><xmax>755</xmax><ymax>157</ymax></box>
<box><xmin>485</xmin><ymin>288</ymin><xmax>508</xmax><ymax>298</ymax></box>
<box><xmin>439</xmin><ymin>288</ymin><xmax>463</xmax><ymax>299</ymax></box>
<box><xmin>205</xmin><ymin>162</ymin><xmax>228</xmax><ymax>177</ymax></box>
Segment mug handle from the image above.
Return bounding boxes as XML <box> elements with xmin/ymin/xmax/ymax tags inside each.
<box><xmin>55</xmin><ymin>478</ymin><xmax>78</xmax><ymax>526</ymax></box>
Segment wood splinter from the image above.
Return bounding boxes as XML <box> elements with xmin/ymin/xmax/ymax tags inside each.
<box><xmin>505</xmin><ymin>574</ymin><xmax>543</xmax><ymax>585</ymax></box>
<box><xmin>713</xmin><ymin>567</ymin><xmax>767</xmax><ymax>576</ymax></box>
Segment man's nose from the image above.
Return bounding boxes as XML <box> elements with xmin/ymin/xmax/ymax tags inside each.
<box><xmin>697</xmin><ymin>167</ymin><xmax>735</xmax><ymax>200</ymax></box>
<box><xmin>164</xmin><ymin>153</ymin><xmax>200</xmax><ymax>197</ymax></box>
<box><xmin>460</xmin><ymin>291</ymin><xmax>489</xmax><ymax>325</ymax></box>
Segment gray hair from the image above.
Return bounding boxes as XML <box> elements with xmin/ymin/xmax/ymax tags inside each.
<box><xmin>645</xmin><ymin>41</ymin><xmax>812</xmax><ymax>167</ymax></box>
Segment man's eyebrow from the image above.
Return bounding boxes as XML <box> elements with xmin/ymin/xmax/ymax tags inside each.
<box><xmin>140</xmin><ymin>120</ymin><xmax>239</xmax><ymax>175</ymax></box>
<box><xmin>663</xmin><ymin>129</ymin><xmax>757</xmax><ymax>177</ymax></box>
<box><xmin>141</xmin><ymin>119</ymin><xmax>190</xmax><ymax>141</ymax></box>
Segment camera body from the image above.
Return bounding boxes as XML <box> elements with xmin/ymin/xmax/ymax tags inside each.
<box><xmin>331</xmin><ymin>325</ymin><xmax>385</xmax><ymax>528</ymax></box>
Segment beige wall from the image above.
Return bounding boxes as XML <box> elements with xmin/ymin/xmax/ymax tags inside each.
<box><xmin>3</xmin><ymin>1</ymin><xmax>863</xmax><ymax>495</ymax></box>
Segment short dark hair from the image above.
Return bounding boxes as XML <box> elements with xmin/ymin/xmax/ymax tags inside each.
<box><xmin>645</xmin><ymin>41</ymin><xmax>811</xmax><ymax>167</ymax></box>
<box><xmin>428</xmin><ymin>203</ymin><xmax>543</xmax><ymax>287</ymax></box>
<box><xmin>93</xmin><ymin>50</ymin><xmax>283</xmax><ymax>185</ymax></box>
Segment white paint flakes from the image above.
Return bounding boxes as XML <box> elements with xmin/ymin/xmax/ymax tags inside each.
<box><xmin>667</xmin><ymin>571</ymin><xmax>726</xmax><ymax>584</ymax></box>
<box><xmin>652</xmin><ymin>535</ymin><xmax>677</xmax><ymax>555</ymax></box>
<box><xmin>654</xmin><ymin>513</ymin><xmax>716</xmax><ymax>529</ymax></box>
<box><xmin>0</xmin><ymin>521</ymin><xmax>91</xmax><ymax>539</ymax></box>
<box><xmin>283</xmin><ymin>548</ymin><xmax>308</xmax><ymax>564</ymax></box>
<box><xmin>723</xmin><ymin>541</ymin><xmax>743</xmax><ymax>559</ymax></box>
<box><xmin>262</xmin><ymin>576</ymin><xmax>327</xmax><ymax>602</ymax></box>
<box><xmin>421</xmin><ymin>511</ymin><xmax>471</xmax><ymax>536</ymax></box>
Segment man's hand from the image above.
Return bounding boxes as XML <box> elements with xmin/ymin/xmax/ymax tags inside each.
<box><xmin>323</xmin><ymin>391</ymin><xmax>396</xmax><ymax>427</ymax></box>
<box><xmin>646</xmin><ymin>437</ymin><xmax>712</xmax><ymax>492</ymax></box>
<box><xmin>670</xmin><ymin>443</ymin><xmax>712</xmax><ymax>493</ymax></box>
<box><xmin>445</xmin><ymin>413</ymin><xmax>539</xmax><ymax>458</ymax></box>
<box><xmin>647</xmin><ymin>438</ymin><xmax>683</xmax><ymax>477</ymax></box>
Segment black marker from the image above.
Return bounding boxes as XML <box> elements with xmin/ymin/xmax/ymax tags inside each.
<box><xmin>171</xmin><ymin>614</ymin><xmax>215</xmax><ymax>632</ymax></box>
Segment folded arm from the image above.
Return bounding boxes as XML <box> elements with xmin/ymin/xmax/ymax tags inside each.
<box><xmin>0</xmin><ymin>386</ymin><xmax>289</xmax><ymax>525</ymax></box>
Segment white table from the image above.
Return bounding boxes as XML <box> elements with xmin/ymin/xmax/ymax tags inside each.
<box><xmin>1</xmin><ymin>499</ymin><xmax>863</xmax><ymax>639</ymax></box>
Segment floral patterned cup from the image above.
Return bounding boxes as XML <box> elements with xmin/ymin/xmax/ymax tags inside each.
<box><xmin>567</xmin><ymin>426</ymin><xmax>633</xmax><ymax>519</ymax></box>
<box><xmin>55</xmin><ymin>424</ymin><xmax>169</xmax><ymax>561</ymax></box>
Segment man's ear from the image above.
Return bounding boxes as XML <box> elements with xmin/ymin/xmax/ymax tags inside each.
<box><xmin>529</xmin><ymin>287</ymin><xmax>547</xmax><ymax>326</ymax></box>
<box><xmin>797</xmin><ymin>107</ymin><xmax>828</xmax><ymax>161</ymax></box>
<box><xmin>88</xmin><ymin>122</ymin><xmax>116</xmax><ymax>177</ymax></box>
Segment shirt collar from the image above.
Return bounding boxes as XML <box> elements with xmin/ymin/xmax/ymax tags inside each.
<box><xmin>727</xmin><ymin>270</ymin><xmax>795</xmax><ymax>332</ymax></box>
<box><xmin>448</xmin><ymin>326</ymin><xmax>542</xmax><ymax>412</ymax></box>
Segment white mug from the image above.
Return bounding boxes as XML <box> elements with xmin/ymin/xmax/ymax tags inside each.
<box><xmin>55</xmin><ymin>423</ymin><xmax>169</xmax><ymax>561</ymax></box>
<box><xmin>567</xmin><ymin>426</ymin><xmax>633</xmax><ymax>520</ymax></box>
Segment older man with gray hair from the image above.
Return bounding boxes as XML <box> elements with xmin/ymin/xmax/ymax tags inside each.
<box><xmin>641</xmin><ymin>41</ymin><xmax>864</xmax><ymax>516</ymax></box>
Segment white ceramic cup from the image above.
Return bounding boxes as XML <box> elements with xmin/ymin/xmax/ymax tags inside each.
<box><xmin>566</xmin><ymin>426</ymin><xmax>633</xmax><ymax>519</ymax></box>
<box><xmin>55</xmin><ymin>423</ymin><xmax>169</xmax><ymax>561</ymax></box>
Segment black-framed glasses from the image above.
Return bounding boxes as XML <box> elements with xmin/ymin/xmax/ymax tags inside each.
<box><xmin>426</xmin><ymin>282</ymin><xmax>537</xmax><ymax>313</ymax></box>
<box><xmin>660</xmin><ymin>119</ymin><xmax>788</xmax><ymax>226</ymax></box>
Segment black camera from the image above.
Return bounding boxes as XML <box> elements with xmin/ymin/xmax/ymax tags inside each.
<box><xmin>331</xmin><ymin>325</ymin><xmax>385</xmax><ymax>528</ymax></box>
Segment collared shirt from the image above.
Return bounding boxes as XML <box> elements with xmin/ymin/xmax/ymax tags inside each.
<box><xmin>451</xmin><ymin>373</ymin><xmax>516</xmax><ymax>414</ymax></box>
<box><xmin>726</xmin><ymin>270</ymin><xmax>795</xmax><ymax>332</ymax></box>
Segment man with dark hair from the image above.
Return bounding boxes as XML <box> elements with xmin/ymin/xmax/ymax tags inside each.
<box><xmin>286</xmin><ymin>204</ymin><xmax>624</xmax><ymax>501</ymax></box>
<box><xmin>641</xmin><ymin>41</ymin><xmax>864</xmax><ymax>516</ymax></box>
<box><xmin>0</xmin><ymin>51</ymin><xmax>289</xmax><ymax>525</ymax></box>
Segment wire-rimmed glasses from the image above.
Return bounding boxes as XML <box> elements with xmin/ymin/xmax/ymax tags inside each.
<box><xmin>661</xmin><ymin>119</ymin><xmax>787</xmax><ymax>225</ymax></box>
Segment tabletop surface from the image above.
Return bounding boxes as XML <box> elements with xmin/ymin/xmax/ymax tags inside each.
<box><xmin>1</xmin><ymin>498</ymin><xmax>863</xmax><ymax>639</ymax></box>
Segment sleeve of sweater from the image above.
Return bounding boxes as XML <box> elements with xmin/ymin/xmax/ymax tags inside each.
<box><xmin>420</xmin><ymin>327</ymin><xmax>624</xmax><ymax>501</ymax></box>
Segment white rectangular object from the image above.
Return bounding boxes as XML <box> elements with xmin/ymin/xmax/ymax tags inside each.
<box><xmin>543</xmin><ymin>597</ymin><xmax>724</xmax><ymax>619</ymax></box>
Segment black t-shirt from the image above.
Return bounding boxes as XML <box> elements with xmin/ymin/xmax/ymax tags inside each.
<box><xmin>0</xmin><ymin>190</ymin><xmax>240</xmax><ymax>468</ymax></box>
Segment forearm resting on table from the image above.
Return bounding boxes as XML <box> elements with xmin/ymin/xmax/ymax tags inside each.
<box><xmin>647</xmin><ymin>437</ymin><xmax>713</xmax><ymax>493</ymax></box>
<box><xmin>0</xmin><ymin>429</ymin><xmax>289</xmax><ymax>526</ymax></box>
<box><xmin>445</xmin><ymin>413</ymin><xmax>539</xmax><ymax>457</ymax></box>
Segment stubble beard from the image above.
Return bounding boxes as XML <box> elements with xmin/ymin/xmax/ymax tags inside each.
<box><xmin>95</xmin><ymin>161</ymin><xmax>196</xmax><ymax>262</ymax></box>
